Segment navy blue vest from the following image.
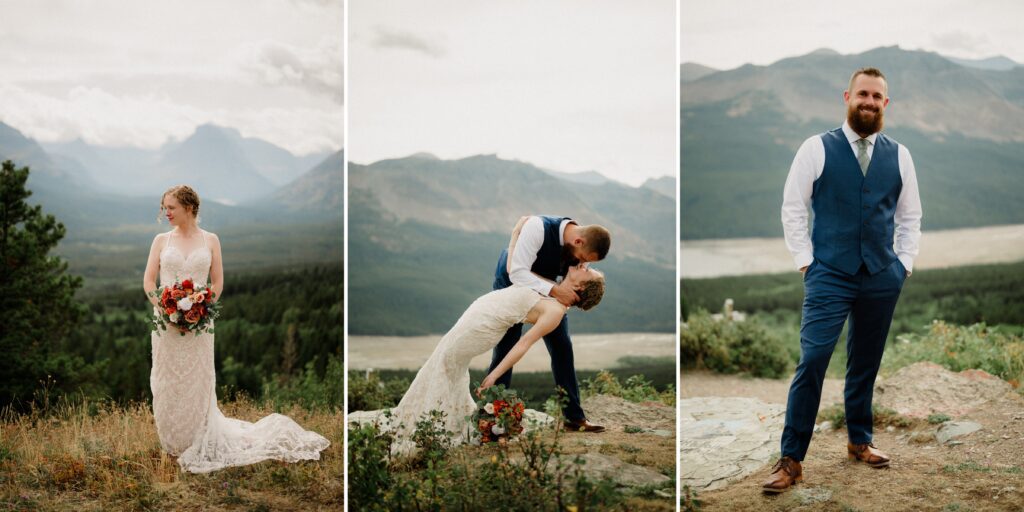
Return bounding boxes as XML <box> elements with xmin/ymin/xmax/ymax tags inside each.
<box><xmin>494</xmin><ymin>215</ymin><xmax>571</xmax><ymax>289</ymax></box>
<box><xmin>811</xmin><ymin>128</ymin><xmax>902</xmax><ymax>276</ymax></box>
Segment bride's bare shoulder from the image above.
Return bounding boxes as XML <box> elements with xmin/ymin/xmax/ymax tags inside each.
<box><xmin>150</xmin><ymin>231</ymin><xmax>169</xmax><ymax>246</ymax></box>
<box><xmin>537</xmin><ymin>296</ymin><xmax>567</xmax><ymax>313</ymax></box>
<box><xmin>202</xmin><ymin>230</ymin><xmax>221</xmax><ymax>246</ymax></box>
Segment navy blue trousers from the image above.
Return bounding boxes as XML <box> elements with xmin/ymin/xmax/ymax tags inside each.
<box><xmin>781</xmin><ymin>258</ymin><xmax>906</xmax><ymax>461</ymax></box>
<box><xmin>488</xmin><ymin>250</ymin><xmax>585</xmax><ymax>421</ymax></box>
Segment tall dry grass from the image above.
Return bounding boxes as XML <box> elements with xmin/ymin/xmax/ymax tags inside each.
<box><xmin>0</xmin><ymin>396</ymin><xmax>343</xmax><ymax>511</ymax></box>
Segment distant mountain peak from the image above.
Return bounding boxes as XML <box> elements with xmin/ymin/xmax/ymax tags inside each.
<box><xmin>944</xmin><ymin>54</ymin><xmax>1020</xmax><ymax>71</ymax></box>
<box><xmin>408</xmin><ymin>151</ymin><xmax>439</xmax><ymax>160</ymax></box>
<box><xmin>808</xmin><ymin>47</ymin><xmax>839</xmax><ymax>56</ymax></box>
<box><xmin>680</xmin><ymin>62</ymin><xmax>720</xmax><ymax>82</ymax></box>
<box><xmin>191</xmin><ymin>123</ymin><xmax>242</xmax><ymax>140</ymax></box>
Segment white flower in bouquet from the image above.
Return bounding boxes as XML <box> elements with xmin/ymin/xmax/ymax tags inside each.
<box><xmin>484</xmin><ymin>403</ymin><xmax>495</xmax><ymax>415</ymax></box>
<box><xmin>491</xmin><ymin>424</ymin><xmax>506</xmax><ymax>435</ymax></box>
<box><xmin>177</xmin><ymin>297</ymin><xmax>193</xmax><ymax>311</ymax></box>
<box><xmin>169</xmin><ymin>311</ymin><xmax>180</xmax><ymax>323</ymax></box>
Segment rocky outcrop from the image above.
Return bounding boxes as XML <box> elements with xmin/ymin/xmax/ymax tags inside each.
<box><xmin>875</xmin><ymin>362</ymin><xmax>1013</xmax><ymax>418</ymax></box>
<box><xmin>680</xmin><ymin>397</ymin><xmax>786</xmax><ymax>491</ymax></box>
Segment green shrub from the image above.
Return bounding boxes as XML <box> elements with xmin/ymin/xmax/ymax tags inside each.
<box><xmin>410</xmin><ymin>410</ymin><xmax>453</xmax><ymax>468</ymax></box>
<box><xmin>817</xmin><ymin>403</ymin><xmax>913</xmax><ymax>429</ymax></box>
<box><xmin>680</xmin><ymin>309</ymin><xmax>791</xmax><ymax>378</ymax></box>
<box><xmin>261</xmin><ymin>354</ymin><xmax>343</xmax><ymax>412</ymax></box>
<box><xmin>347</xmin><ymin>393</ymin><xmax>625</xmax><ymax>511</ymax></box>
<box><xmin>883</xmin><ymin>321</ymin><xmax>1024</xmax><ymax>391</ymax></box>
<box><xmin>347</xmin><ymin>419</ymin><xmax>394</xmax><ymax>508</ymax></box>
<box><xmin>581</xmin><ymin>370</ymin><xmax>675</xmax><ymax>405</ymax></box>
<box><xmin>346</xmin><ymin>371</ymin><xmax>410</xmax><ymax>413</ymax></box>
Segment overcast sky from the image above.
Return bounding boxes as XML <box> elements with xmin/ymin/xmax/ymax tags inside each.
<box><xmin>681</xmin><ymin>0</ymin><xmax>1024</xmax><ymax>69</ymax></box>
<box><xmin>348</xmin><ymin>0</ymin><xmax>676</xmax><ymax>187</ymax></box>
<box><xmin>0</xmin><ymin>0</ymin><xmax>342</xmax><ymax>156</ymax></box>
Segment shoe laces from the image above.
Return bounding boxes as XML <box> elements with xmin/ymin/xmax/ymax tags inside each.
<box><xmin>771</xmin><ymin>457</ymin><xmax>796</xmax><ymax>475</ymax></box>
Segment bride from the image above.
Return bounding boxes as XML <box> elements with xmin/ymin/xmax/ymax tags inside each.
<box><xmin>358</xmin><ymin>224</ymin><xmax>606</xmax><ymax>454</ymax></box>
<box><xmin>142</xmin><ymin>185</ymin><xmax>329</xmax><ymax>473</ymax></box>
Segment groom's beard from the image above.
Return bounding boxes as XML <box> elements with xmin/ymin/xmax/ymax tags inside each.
<box><xmin>847</xmin><ymin>101</ymin><xmax>884</xmax><ymax>135</ymax></box>
<box><xmin>560</xmin><ymin>245</ymin><xmax>579</xmax><ymax>274</ymax></box>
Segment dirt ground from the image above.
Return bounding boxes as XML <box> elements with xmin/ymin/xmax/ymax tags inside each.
<box><xmin>683</xmin><ymin>372</ymin><xmax>1024</xmax><ymax>512</ymax></box>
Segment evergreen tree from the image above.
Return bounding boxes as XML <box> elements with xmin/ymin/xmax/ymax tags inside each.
<box><xmin>0</xmin><ymin>160</ymin><xmax>85</xmax><ymax>409</ymax></box>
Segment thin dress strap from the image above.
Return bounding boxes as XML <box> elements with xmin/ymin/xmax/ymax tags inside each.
<box><xmin>164</xmin><ymin>230</ymin><xmax>174</xmax><ymax>250</ymax></box>
<box><xmin>200</xmin><ymin>229</ymin><xmax>208</xmax><ymax>248</ymax></box>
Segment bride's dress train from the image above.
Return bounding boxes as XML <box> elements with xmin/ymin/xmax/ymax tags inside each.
<box><xmin>150</xmin><ymin>231</ymin><xmax>329</xmax><ymax>473</ymax></box>
<box><xmin>349</xmin><ymin>285</ymin><xmax>543</xmax><ymax>454</ymax></box>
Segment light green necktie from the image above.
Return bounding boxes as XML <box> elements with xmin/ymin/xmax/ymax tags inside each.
<box><xmin>856</xmin><ymin>138</ymin><xmax>870</xmax><ymax>176</ymax></box>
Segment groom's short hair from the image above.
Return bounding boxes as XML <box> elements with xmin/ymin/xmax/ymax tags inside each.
<box><xmin>579</xmin><ymin>225</ymin><xmax>611</xmax><ymax>260</ymax></box>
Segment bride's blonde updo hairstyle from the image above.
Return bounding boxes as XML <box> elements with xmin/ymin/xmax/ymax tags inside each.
<box><xmin>159</xmin><ymin>185</ymin><xmax>201</xmax><ymax>221</ymax></box>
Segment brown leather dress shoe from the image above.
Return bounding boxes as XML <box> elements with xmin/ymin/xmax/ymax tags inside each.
<box><xmin>762</xmin><ymin>456</ymin><xmax>802</xmax><ymax>494</ymax></box>
<box><xmin>562</xmin><ymin>418</ymin><xmax>606</xmax><ymax>433</ymax></box>
<box><xmin>847</xmin><ymin>442</ymin><xmax>890</xmax><ymax>467</ymax></box>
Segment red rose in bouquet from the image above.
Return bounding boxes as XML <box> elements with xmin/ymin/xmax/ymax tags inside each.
<box><xmin>181</xmin><ymin>279</ymin><xmax>193</xmax><ymax>290</ymax></box>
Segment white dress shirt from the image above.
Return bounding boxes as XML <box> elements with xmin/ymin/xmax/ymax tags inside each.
<box><xmin>509</xmin><ymin>216</ymin><xmax>571</xmax><ymax>296</ymax></box>
<box><xmin>781</xmin><ymin>121</ymin><xmax>923</xmax><ymax>273</ymax></box>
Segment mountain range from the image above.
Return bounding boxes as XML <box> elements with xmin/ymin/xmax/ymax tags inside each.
<box><xmin>0</xmin><ymin>120</ymin><xmax>344</xmax><ymax>283</ymax></box>
<box><xmin>39</xmin><ymin>124</ymin><xmax>331</xmax><ymax>203</ymax></box>
<box><xmin>680</xmin><ymin>46</ymin><xmax>1024</xmax><ymax>239</ymax></box>
<box><xmin>347</xmin><ymin>153</ymin><xmax>676</xmax><ymax>335</ymax></box>
<box><xmin>0</xmin><ymin>121</ymin><xmax>343</xmax><ymax>229</ymax></box>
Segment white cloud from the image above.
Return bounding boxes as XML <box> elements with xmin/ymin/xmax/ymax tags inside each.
<box><xmin>929</xmin><ymin>30</ymin><xmax>993</xmax><ymax>57</ymax></box>
<box><xmin>371</xmin><ymin>26</ymin><xmax>446</xmax><ymax>58</ymax></box>
<box><xmin>0</xmin><ymin>84</ymin><xmax>341</xmax><ymax>155</ymax></box>
<box><xmin>239</xmin><ymin>38</ymin><xmax>344</xmax><ymax>104</ymax></box>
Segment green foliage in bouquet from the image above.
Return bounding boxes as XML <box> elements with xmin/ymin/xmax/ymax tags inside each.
<box><xmin>680</xmin><ymin>309</ymin><xmax>791</xmax><ymax>378</ymax></box>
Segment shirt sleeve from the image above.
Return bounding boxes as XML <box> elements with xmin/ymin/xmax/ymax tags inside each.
<box><xmin>781</xmin><ymin>136</ymin><xmax>823</xmax><ymax>270</ymax></box>
<box><xmin>509</xmin><ymin>216</ymin><xmax>553</xmax><ymax>296</ymax></box>
<box><xmin>894</xmin><ymin>144</ymin><xmax>923</xmax><ymax>273</ymax></box>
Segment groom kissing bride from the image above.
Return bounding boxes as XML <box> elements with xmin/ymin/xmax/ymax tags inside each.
<box><xmin>485</xmin><ymin>215</ymin><xmax>611</xmax><ymax>433</ymax></box>
<box><xmin>372</xmin><ymin>214</ymin><xmax>610</xmax><ymax>454</ymax></box>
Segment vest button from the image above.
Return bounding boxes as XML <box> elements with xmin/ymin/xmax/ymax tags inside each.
<box><xmin>863</xmin><ymin>205</ymin><xmax>870</xmax><ymax>210</ymax></box>
<box><xmin>863</xmin><ymin>188</ymin><xmax>870</xmax><ymax>193</ymax></box>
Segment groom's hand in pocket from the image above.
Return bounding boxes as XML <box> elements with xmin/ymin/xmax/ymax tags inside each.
<box><xmin>550</xmin><ymin>281</ymin><xmax>579</xmax><ymax>307</ymax></box>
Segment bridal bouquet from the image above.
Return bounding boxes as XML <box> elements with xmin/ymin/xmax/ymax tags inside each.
<box><xmin>150</xmin><ymin>279</ymin><xmax>220</xmax><ymax>336</ymax></box>
<box><xmin>471</xmin><ymin>385</ymin><xmax>526</xmax><ymax>444</ymax></box>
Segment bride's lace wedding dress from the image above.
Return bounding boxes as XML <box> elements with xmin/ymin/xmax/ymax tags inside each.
<box><xmin>350</xmin><ymin>284</ymin><xmax>543</xmax><ymax>454</ymax></box>
<box><xmin>150</xmin><ymin>231</ymin><xmax>329</xmax><ymax>473</ymax></box>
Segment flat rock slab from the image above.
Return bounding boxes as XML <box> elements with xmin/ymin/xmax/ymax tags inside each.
<box><xmin>680</xmin><ymin>397</ymin><xmax>786</xmax><ymax>492</ymax></box>
<box><xmin>936</xmin><ymin>421</ymin><xmax>983</xmax><ymax>444</ymax></box>
<box><xmin>875</xmin><ymin>362</ymin><xmax>1012</xmax><ymax>418</ymax></box>
<box><xmin>569</xmin><ymin>453</ymin><xmax>673</xmax><ymax>488</ymax></box>
<box><xmin>582</xmin><ymin>395</ymin><xmax>676</xmax><ymax>431</ymax></box>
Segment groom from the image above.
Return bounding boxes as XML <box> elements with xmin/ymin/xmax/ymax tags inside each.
<box><xmin>489</xmin><ymin>215</ymin><xmax>611</xmax><ymax>432</ymax></box>
<box><xmin>765</xmin><ymin>67</ymin><xmax>923</xmax><ymax>492</ymax></box>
